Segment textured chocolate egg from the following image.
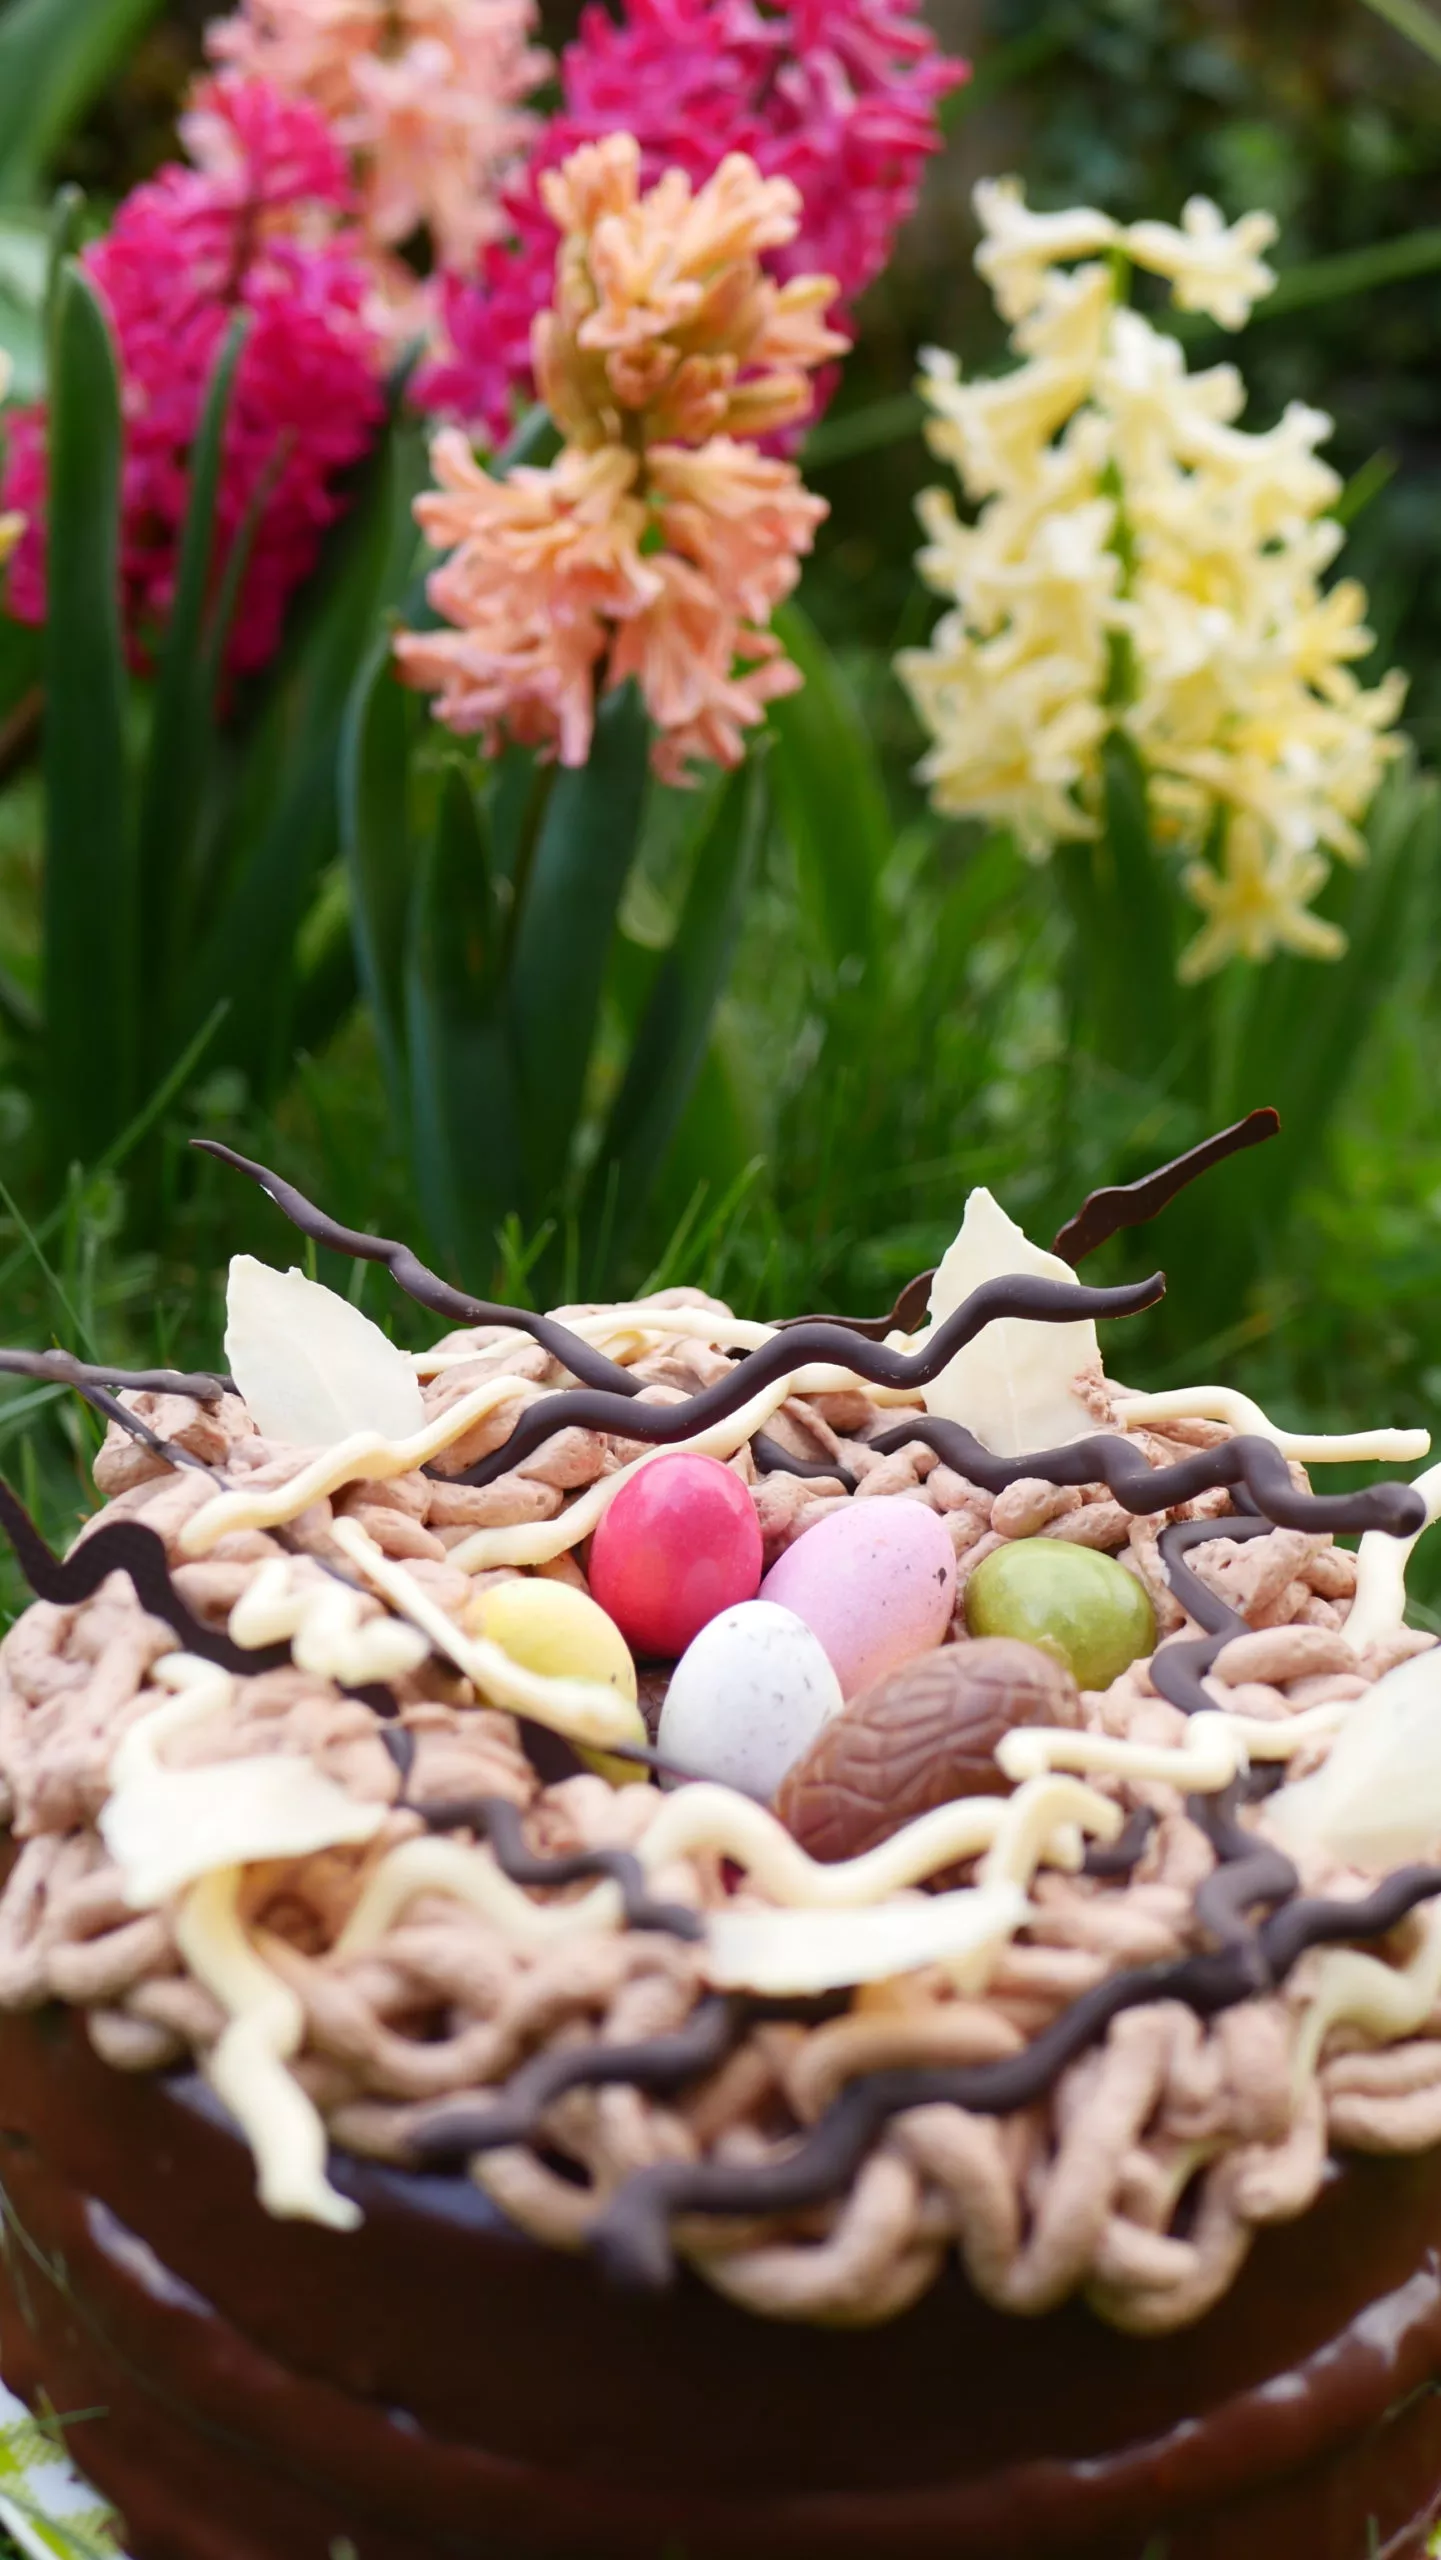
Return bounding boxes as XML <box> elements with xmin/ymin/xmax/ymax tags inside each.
<box><xmin>774</xmin><ymin>1637</ymin><xmax>1081</xmax><ymax>1863</ymax></box>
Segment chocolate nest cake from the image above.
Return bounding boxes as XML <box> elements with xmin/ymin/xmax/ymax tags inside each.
<box><xmin>4</xmin><ymin>1118</ymin><xmax>1441</xmax><ymax>2560</ymax></box>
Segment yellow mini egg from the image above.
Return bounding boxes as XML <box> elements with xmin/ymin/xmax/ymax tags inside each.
<box><xmin>472</xmin><ymin>1576</ymin><xmax>648</xmax><ymax>1786</ymax></box>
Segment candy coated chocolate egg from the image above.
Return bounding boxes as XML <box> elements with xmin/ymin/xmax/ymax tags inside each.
<box><xmin>759</xmin><ymin>1497</ymin><xmax>956</xmax><ymax>1699</ymax></box>
<box><xmin>589</xmin><ymin>1454</ymin><xmax>763</xmax><ymax>1660</ymax></box>
<box><xmin>965</xmin><ymin>1539</ymin><xmax>1155</xmax><ymax>1691</ymax></box>
<box><xmin>776</xmin><ymin>1638</ymin><xmax>1081</xmax><ymax>1861</ymax></box>
<box><xmin>658</xmin><ymin>1601</ymin><xmax>844</xmax><ymax>1800</ymax></box>
<box><xmin>472</xmin><ymin>1575</ymin><xmax>648</xmax><ymax>1784</ymax></box>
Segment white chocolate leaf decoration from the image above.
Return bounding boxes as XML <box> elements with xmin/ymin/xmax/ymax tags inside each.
<box><xmin>920</xmin><ymin>1188</ymin><xmax>1099</xmax><ymax>1455</ymax></box>
<box><xmin>225</xmin><ymin>1255</ymin><xmax>426</xmax><ymax>1447</ymax></box>
<box><xmin>702</xmin><ymin>1880</ymin><xmax>1029</xmax><ymax>1994</ymax></box>
<box><xmin>1266</xmin><ymin>1647</ymin><xmax>1441</xmax><ymax>1873</ymax></box>
<box><xmin>103</xmin><ymin>1754</ymin><xmax>386</xmax><ymax>1908</ymax></box>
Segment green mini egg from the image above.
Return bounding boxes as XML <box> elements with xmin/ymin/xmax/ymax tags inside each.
<box><xmin>964</xmin><ymin>1539</ymin><xmax>1156</xmax><ymax>1692</ymax></box>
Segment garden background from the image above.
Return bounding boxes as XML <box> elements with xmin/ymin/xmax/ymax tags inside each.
<box><xmin>1</xmin><ymin>0</ymin><xmax>1440</xmax><ymax>1617</ymax></box>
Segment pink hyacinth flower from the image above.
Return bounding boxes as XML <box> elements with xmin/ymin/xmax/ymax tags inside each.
<box><xmin>417</xmin><ymin>0</ymin><xmax>967</xmax><ymax>441</ymax></box>
<box><xmin>1</xmin><ymin>76</ymin><xmax>385</xmax><ymax>682</ymax></box>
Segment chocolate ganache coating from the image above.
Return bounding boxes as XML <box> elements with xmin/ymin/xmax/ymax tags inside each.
<box><xmin>3</xmin><ymin>2000</ymin><xmax>1441</xmax><ymax>2560</ymax></box>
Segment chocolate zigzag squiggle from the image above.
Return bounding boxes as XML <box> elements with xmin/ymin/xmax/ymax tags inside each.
<box><xmin>588</xmin><ymin>1863</ymin><xmax>1441</xmax><ymax>2291</ymax></box>
<box><xmin>752</xmin><ymin>1433</ymin><xmax>858</xmax><ymax>1490</ymax></box>
<box><xmin>418</xmin><ymin>1795</ymin><xmax>704</xmax><ymax>1942</ymax></box>
<box><xmin>402</xmin><ymin>1995</ymin><xmax>743</xmax><ymax>2165</ymax></box>
<box><xmin>1081</xmin><ymin>1806</ymin><xmax>1156</xmax><ymax>1878</ymax></box>
<box><xmin>868</xmin><ymin>1419</ymin><xmax>1426</xmax><ymax>1543</ymax></box>
<box><xmin>1150</xmin><ymin>1515</ymin><xmax>1275</xmax><ymax>1719</ymax></box>
<box><xmin>0</xmin><ymin>1482</ymin><xmax>290</xmax><ymax>1679</ymax></box>
<box><xmin>0</xmin><ymin>1349</ymin><xmax>227</xmax><ymax>1401</ymax></box>
<box><xmin>444</xmin><ymin>1273</ymin><xmax>1166</xmax><ymax>1489</ymax></box>
<box><xmin>1052</xmin><ymin>1109</ymin><xmax>1281</xmax><ymax>1265</ymax></box>
<box><xmin>776</xmin><ymin>1268</ymin><xmax>938</xmax><ymax>1343</ymax></box>
<box><xmin>1189</xmin><ymin>1782</ymin><xmax>1299</xmax><ymax>1961</ymax></box>
<box><xmin>193</xmin><ymin>1142</ymin><xmax>648</xmax><ymax>1399</ymax></box>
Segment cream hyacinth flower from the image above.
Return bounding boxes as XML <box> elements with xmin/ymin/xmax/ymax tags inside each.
<box><xmin>897</xmin><ymin>179</ymin><xmax>1406</xmax><ymax>980</ymax></box>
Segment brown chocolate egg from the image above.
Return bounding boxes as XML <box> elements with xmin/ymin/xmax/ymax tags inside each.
<box><xmin>773</xmin><ymin>1637</ymin><xmax>1081</xmax><ymax>1864</ymax></box>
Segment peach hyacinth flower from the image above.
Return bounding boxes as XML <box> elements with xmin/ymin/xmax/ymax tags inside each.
<box><xmin>208</xmin><ymin>0</ymin><xmax>549</xmax><ymax>316</ymax></box>
<box><xmin>395</xmin><ymin>134</ymin><xmax>845</xmax><ymax>779</ymax></box>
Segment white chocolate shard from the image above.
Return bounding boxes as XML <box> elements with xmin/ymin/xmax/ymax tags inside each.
<box><xmin>1266</xmin><ymin>1648</ymin><xmax>1441</xmax><ymax>1873</ymax></box>
<box><xmin>1114</xmin><ymin>1384</ymin><xmax>1430</xmax><ymax>1466</ymax></box>
<box><xmin>703</xmin><ymin>1882</ymin><xmax>1031</xmax><ymax>1995</ymax></box>
<box><xmin>225</xmin><ymin>1255</ymin><xmax>426</xmax><ymax>1448</ymax></box>
<box><xmin>919</xmin><ymin>1188</ymin><xmax>1100</xmax><ymax>1455</ymax></box>
<box><xmin>103</xmin><ymin>1753</ymin><xmax>386</xmax><ymax>1909</ymax></box>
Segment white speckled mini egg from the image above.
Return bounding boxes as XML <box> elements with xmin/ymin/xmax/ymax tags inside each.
<box><xmin>657</xmin><ymin>1600</ymin><xmax>845</xmax><ymax>1801</ymax></box>
<box><xmin>759</xmin><ymin>1496</ymin><xmax>957</xmax><ymax>1698</ymax></box>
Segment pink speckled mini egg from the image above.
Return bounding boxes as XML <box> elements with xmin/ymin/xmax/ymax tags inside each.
<box><xmin>758</xmin><ymin>1497</ymin><xmax>956</xmax><ymax>1698</ymax></box>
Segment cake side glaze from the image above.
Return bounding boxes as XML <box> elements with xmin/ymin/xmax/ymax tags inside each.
<box><xmin>5</xmin><ymin>2001</ymin><xmax>1441</xmax><ymax>2558</ymax></box>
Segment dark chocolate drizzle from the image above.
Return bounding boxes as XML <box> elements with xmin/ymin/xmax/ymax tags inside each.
<box><xmin>193</xmin><ymin>1142</ymin><xmax>647</xmax><ymax>1399</ymax></box>
<box><xmin>0</xmin><ymin>1481</ymin><xmax>290</xmax><ymax>1678</ymax></box>
<box><xmin>1150</xmin><ymin>1515</ymin><xmax>1275</xmax><ymax>1719</ymax></box>
<box><xmin>1189</xmin><ymin>1785</ymin><xmax>1298</xmax><ymax>1966</ymax></box>
<box><xmin>446</xmin><ymin>1273</ymin><xmax>1167</xmax><ymax>1490</ymax></box>
<box><xmin>777</xmin><ymin>1268</ymin><xmax>938</xmax><ymax>1343</ymax></box>
<box><xmin>0</xmin><ymin>1348</ymin><xmax>227</xmax><ymax>1401</ymax></box>
<box><xmin>67</xmin><ymin>1382</ymin><xmax>227</xmax><ymax>1483</ymax></box>
<box><xmin>417</xmin><ymin>1794</ymin><xmax>704</xmax><ymax>1943</ymax></box>
<box><xmin>402</xmin><ymin>1994</ymin><xmax>743</xmax><ymax>2166</ymax></box>
<box><xmin>1080</xmin><ymin>1806</ymin><xmax>1156</xmax><ymax>1878</ymax></box>
<box><xmin>752</xmin><ymin>1433</ymin><xmax>858</xmax><ymax>1491</ymax></box>
<box><xmin>1052</xmin><ymin>1109</ymin><xmax>1282</xmax><ymax>1266</ymax></box>
<box><xmin>867</xmin><ymin>1419</ymin><xmax>1425</xmax><ymax>1544</ymax></box>
<box><xmin>1261</xmin><ymin>1864</ymin><xmax>1441</xmax><ymax>1978</ymax></box>
<box><xmin>589</xmin><ymin>1859</ymin><xmax>1441</xmax><ymax>2291</ymax></box>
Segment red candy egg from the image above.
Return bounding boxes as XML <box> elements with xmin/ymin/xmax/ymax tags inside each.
<box><xmin>588</xmin><ymin>1454</ymin><xmax>763</xmax><ymax>1659</ymax></box>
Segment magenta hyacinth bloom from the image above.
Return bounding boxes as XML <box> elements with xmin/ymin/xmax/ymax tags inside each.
<box><xmin>2</xmin><ymin>77</ymin><xmax>385</xmax><ymax>680</ymax></box>
<box><xmin>417</xmin><ymin>0</ymin><xmax>966</xmax><ymax>440</ymax></box>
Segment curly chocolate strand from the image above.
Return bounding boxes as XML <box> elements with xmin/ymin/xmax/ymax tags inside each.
<box><xmin>0</xmin><ymin>1481</ymin><xmax>290</xmax><ymax>1679</ymax></box>
<box><xmin>448</xmin><ymin>1273</ymin><xmax>1166</xmax><ymax>1489</ymax></box>
<box><xmin>1052</xmin><ymin>1110</ymin><xmax>1281</xmax><ymax>1266</ymax></box>
<box><xmin>867</xmin><ymin>1420</ymin><xmax>1426</xmax><ymax>1543</ymax></box>
<box><xmin>402</xmin><ymin>1996</ymin><xmax>744</xmax><ymax>2166</ymax></box>
<box><xmin>192</xmin><ymin>1141</ymin><xmax>646</xmax><ymax>1399</ymax></box>
<box><xmin>418</xmin><ymin>1795</ymin><xmax>704</xmax><ymax>1943</ymax></box>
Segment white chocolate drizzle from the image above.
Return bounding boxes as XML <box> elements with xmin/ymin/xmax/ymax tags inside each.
<box><xmin>230</xmin><ymin>1557</ymin><xmax>431</xmax><ymax>1685</ymax></box>
<box><xmin>176</xmin><ymin>1369</ymin><xmax>551</xmax><ymax>1557</ymax></box>
<box><xmin>176</xmin><ymin>1868</ymin><xmax>361</xmax><ymax>2231</ymax></box>
<box><xmin>444</xmin><ymin>1377</ymin><xmax>800</xmax><ymax>1571</ymax></box>
<box><xmin>997</xmin><ymin>1703</ymin><xmax>1351</xmax><ymax>1797</ymax></box>
<box><xmin>330</xmin><ymin>1520</ymin><xmax>643</xmax><ymax>1750</ymax></box>
<box><xmin>1345</xmin><ymin>1459</ymin><xmax>1441</xmax><ymax>1652</ymax></box>
<box><xmin>1113</xmin><ymin>1385</ymin><xmax>1430</xmax><ymax>1466</ymax></box>
<box><xmin>1293</xmin><ymin>1898</ymin><xmax>1441</xmax><ymax>2093</ymax></box>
